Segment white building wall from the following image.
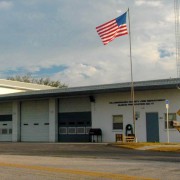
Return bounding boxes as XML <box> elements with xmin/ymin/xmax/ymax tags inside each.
<box><xmin>92</xmin><ymin>89</ymin><xmax>180</xmax><ymax>143</ymax></box>
<box><xmin>49</xmin><ymin>98</ymin><xmax>58</xmax><ymax>142</ymax></box>
<box><xmin>12</xmin><ymin>101</ymin><xmax>20</xmax><ymax>142</ymax></box>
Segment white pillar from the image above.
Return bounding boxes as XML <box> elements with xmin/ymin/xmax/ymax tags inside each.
<box><xmin>12</xmin><ymin>101</ymin><xmax>21</xmax><ymax>142</ymax></box>
<box><xmin>49</xmin><ymin>98</ymin><xmax>58</xmax><ymax>142</ymax></box>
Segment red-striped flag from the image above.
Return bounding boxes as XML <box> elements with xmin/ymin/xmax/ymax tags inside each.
<box><xmin>96</xmin><ymin>12</ymin><xmax>128</xmax><ymax>45</ymax></box>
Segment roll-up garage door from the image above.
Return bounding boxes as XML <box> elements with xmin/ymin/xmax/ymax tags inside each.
<box><xmin>58</xmin><ymin>97</ymin><xmax>92</xmax><ymax>142</ymax></box>
<box><xmin>0</xmin><ymin>103</ymin><xmax>12</xmax><ymax>141</ymax></box>
<box><xmin>21</xmin><ymin>100</ymin><xmax>49</xmax><ymax>142</ymax></box>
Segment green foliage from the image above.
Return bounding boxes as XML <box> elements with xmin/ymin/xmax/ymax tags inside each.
<box><xmin>7</xmin><ymin>74</ymin><xmax>67</xmax><ymax>88</ymax></box>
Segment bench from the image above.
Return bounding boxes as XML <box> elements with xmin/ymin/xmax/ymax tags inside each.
<box><xmin>125</xmin><ymin>136</ymin><xmax>135</xmax><ymax>142</ymax></box>
<box><xmin>115</xmin><ymin>134</ymin><xmax>136</xmax><ymax>142</ymax></box>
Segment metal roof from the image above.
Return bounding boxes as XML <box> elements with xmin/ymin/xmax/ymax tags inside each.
<box><xmin>0</xmin><ymin>79</ymin><xmax>56</xmax><ymax>90</ymax></box>
<box><xmin>0</xmin><ymin>78</ymin><xmax>179</xmax><ymax>101</ymax></box>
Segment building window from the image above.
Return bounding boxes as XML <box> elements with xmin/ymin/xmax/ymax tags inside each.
<box><xmin>76</xmin><ymin>127</ymin><xmax>85</xmax><ymax>134</ymax></box>
<box><xmin>9</xmin><ymin>129</ymin><xmax>12</xmax><ymax>134</ymax></box>
<box><xmin>2</xmin><ymin>129</ymin><xmax>7</xmax><ymax>134</ymax></box>
<box><xmin>68</xmin><ymin>127</ymin><xmax>76</xmax><ymax>134</ymax></box>
<box><xmin>165</xmin><ymin>113</ymin><xmax>176</xmax><ymax>129</ymax></box>
<box><xmin>113</xmin><ymin>115</ymin><xmax>123</xmax><ymax>130</ymax></box>
<box><xmin>59</xmin><ymin>127</ymin><xmax>67</xmax><ymax>134</ymax></box>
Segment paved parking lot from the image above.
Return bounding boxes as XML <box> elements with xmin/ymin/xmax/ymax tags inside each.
<box><xmin>0</xmin><ymin>143</ymin><xmax>179</xmax><ymax>179</ymax></box>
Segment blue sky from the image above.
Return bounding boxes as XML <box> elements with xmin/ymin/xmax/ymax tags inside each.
<box><xmin>0</xmin><ymin>0</ymin><xmax>177</xmax><ymax>87</ymax></box>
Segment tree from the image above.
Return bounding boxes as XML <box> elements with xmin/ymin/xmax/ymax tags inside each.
<box><xmin>7</xmin><ymin>74</ymin><xmax>67</xmax><ymax>88</ymax></box>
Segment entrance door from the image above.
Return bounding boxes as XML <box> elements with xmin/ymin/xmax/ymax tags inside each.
<box><xmin>146</xmin><ymin>113</ymin><xmax>159</xmax><ymax>142</ymax></box>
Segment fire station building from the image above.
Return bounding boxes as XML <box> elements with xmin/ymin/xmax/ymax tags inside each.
<box><xmin>0</xmin><ymin>78</ymin><xmax>179</xmax><ymax>143</ymax></box>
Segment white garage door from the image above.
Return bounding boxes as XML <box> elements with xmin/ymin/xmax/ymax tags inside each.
<box><xmin>21</xmin><ymin>100</ymin><xmax>49</xmax><ymax>142</ymax></box>
<box><xmin>0</xmin><ymin>103</ymin><xmax>12</xmax><ymax>141</ymax></box>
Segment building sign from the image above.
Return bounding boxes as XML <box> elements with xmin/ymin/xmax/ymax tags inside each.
<box><xmin>109</xmin><ymin>99</ymin><xmax>165</xmax><ymax>107</ymax></box>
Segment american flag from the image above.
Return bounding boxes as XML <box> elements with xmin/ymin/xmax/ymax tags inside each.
<box><xmin>96</xmin><ymin>12</ymin><xmax>128</xmax><ymax>45</ymax></box>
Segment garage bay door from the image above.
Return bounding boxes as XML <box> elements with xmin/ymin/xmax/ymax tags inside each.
<box><xmin>58</xmin><ymin>97</ymin><xmax>92</xmax><ymax>142</ymax></box>
<box><xmin>21</xmin><ymin>100</ymin><xmax>49</xmax><ymax>142</ymax></box>
<box><xmin>0</xmin><ymin>103</ymin><xmax>12</xmax><ymax>141</ymax></box>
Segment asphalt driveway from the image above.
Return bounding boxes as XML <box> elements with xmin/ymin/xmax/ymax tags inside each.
<box><xmin>0</xmin><ymin>143</ymin><xmax>179</xmax><ymax>179</ymax></box>
<box><xmin>0</xmin><ymin>143</ymin><xmax>179</xmax><ymax>159</ymax></box>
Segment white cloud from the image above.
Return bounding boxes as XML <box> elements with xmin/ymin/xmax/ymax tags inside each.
<box><xmin>135</xmin><ymin>0</ymin><xmax>162</xmax><ymax>7</ymax></box>
<box><xmin>51</xmin><ymin>63</ymin><xmax>101</xmax><ymax>87</ymax></box>
<box><xmin>165</xmin><ymin>13</ymin><xmax>175</xmax><ymax>23</ymax></box>
<box><xmin>0</xmin><ymin>1</ymin><xmax>13</xmax><ymax>10</ymax></box>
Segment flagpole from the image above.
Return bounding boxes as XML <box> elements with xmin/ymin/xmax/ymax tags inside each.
<box><xmin>127</xmin><ymin>8</ymin><xmax>136</xmax><ymax>140</ymax></box>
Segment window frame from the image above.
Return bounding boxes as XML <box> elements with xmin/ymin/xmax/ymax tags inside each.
<box><xmin>164</xmin><ymin>113</ymin><xmax>177</xmax><ymax>129</ymax></box>
<box><xmin>112</xmin><ymin>115</ymin><xmax>123</xmax><ymax>130</ymax></box>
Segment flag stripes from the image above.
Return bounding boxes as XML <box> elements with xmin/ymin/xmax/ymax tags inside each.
<box><xmin>96</xmin><ymin>12</ymin><xmax>128</xmax><ymax>45</ymax></box>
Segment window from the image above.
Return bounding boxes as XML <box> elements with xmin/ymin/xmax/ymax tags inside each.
<box><xmin>76</xmin><ymin>127</ymin><xmax>85</xmax><ymax>134</ymax></box>
<box><xmin>113</xmin><ymin>115</ymin><xmax>123</xmax><ymax>130</ymax></box>
<box><xmin>165</xmin><ymin>113</ymin><xmax>176</xmax><ymax>129</ymax></box>
<box><xmin>0</xmin><ymin>115</ymin><xmax>12</xmax><ymax>121</ymax></box>
<box><xmin>59</xmin><ymin>127</ymin><xmax>67</xmax><ymax>134</ymax></box>
<box><xmin>9</xmin><ymin>129</ymin><xmax>12</xmax><ymax>134</ymax></box>
<box><xmin>2</xmin><ymin>129</ymin><xmax>7</xmax><ymax>134</ymax></box>
<box><xmin>68</xmin><ymin>127</ymin><xmax>76</xmax><ymax>134</ymax></box>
